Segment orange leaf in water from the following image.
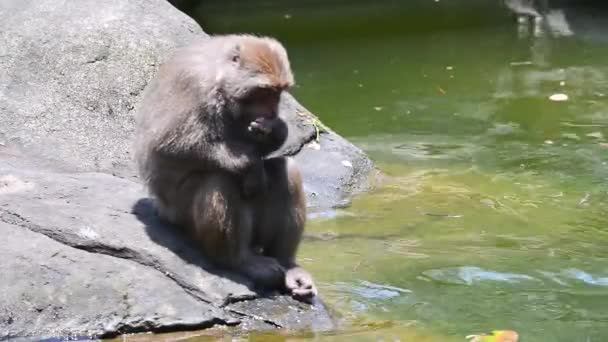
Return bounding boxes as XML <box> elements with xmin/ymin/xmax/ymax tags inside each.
<box><xmin>466</xmin><ymin>330</ymin><xmax>519</xmax><ymax>342</ymax></box>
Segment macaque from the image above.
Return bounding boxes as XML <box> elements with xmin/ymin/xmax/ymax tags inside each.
<box><xmin>134</xmin><ymin>34</ymin><xmax>316</xmax><ymax>300</ymax></box>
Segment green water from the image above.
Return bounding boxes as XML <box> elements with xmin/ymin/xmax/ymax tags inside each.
<box><xmin>184</xmin><ymin>2</ymin><xmax>608</xmax><ymax>341</ymax></box>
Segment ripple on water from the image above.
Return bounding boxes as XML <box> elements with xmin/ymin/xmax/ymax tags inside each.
<box><xmin>422</xmin><ymin>266</ymin><xmax>539</xmax><ymax>285</ymax></box>
<box><xmin>540</xmin><ymin>268</ymin><xmax>608</xmax><ymax>287</ymax></box>
<box><xmin>333</xmin><ymin>280</ymin><xmax>412</xmax><ymax>300</ymax></box>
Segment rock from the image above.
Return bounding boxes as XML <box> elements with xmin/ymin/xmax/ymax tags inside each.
<box><xmin>0</xmin><ymin>164</ymin><xmax>334</xmax><ymax>339</ymax></box>
<box><xmin>0</xmin><ymin>0</ymin><xmax>375</xmax><ymax>212</ymax></box>
<box><xmin>0</xmin><ymin>0</ymin><xmax>373</xmax><ymax>338</ymax></box>
<box><xmin>272</xmin><ymin>96</ymin><xmax>375</xmax><ymax>213</ymax></box>
<box><xmin>0</xmin><ymin>0</ymin><xmax>200</xmax><ymax>178</ymax></box>
<box><xmin>0</xmin><ymin>220</ymin><xmax>236</xmax><ymax>339</ymax></box>
<box><xmin>296</xmin><ymin>134</ymin><xmax>374</xmax><ymax>212</ymax></box>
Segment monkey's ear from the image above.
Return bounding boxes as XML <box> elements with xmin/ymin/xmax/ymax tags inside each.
<box><xmin>228</xmin><ymin>44</ymin><xmax>241</xmax><ymax>64</ymax></box>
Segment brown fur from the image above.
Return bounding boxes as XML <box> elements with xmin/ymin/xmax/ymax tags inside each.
<box><xmin>134</xmin><ymin>34</ymin><xmax>316</xmax><ymax>300</ymax></box>
<box><xmin>240</xmin><ymin>39</ymin><xmax>293</xmax><ymax>88</ymax></box>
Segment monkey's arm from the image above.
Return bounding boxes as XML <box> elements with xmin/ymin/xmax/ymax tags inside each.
<box><xmin>210</xmin><ymin>142</ymin><xmax>267</xmax><ymax>198</ymax></box>
<box><xmin>211</xmin><ymin>142</ymin><xmax>259</xmax><ymax>175</ymax></box>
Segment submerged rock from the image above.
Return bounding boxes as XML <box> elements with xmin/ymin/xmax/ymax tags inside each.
<box><xmin>0</xmin><ymin>0</ymin><xmax>374</xmax><ymax>339</ymax></box>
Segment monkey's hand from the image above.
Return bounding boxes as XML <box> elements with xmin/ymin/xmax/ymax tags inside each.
<box><xmin>242</xmin><ymin>160</ymin><xmax>267</xmax><ymax>198</ymax></box>
<box><xmin>285</xmin><ymin>266</ymin><xmax>317</xmax><ymax>303</ymax></box>
<box><xmin>248</xmin><ymin>117</ymin><xmax>288</xmax><ymax>155</ymax></box>
<box><xmin>247</xmin><ymin>118</ymin><xmax>273</xmax><ymax>141</ymax></box>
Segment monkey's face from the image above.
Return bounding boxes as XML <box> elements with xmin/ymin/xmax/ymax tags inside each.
<box><xmin>238</xmin><ymin>86</ymin><xmax>282</xmax><ymax>123</ymax></box>
<box><xmin>220</xmin><ymin>36</ymin><xmax>294</xmax><ymax>135</ymax></box>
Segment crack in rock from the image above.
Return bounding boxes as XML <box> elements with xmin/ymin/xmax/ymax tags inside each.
<box><xmin>0</xmin><ymin>208</ymin><xmax>215</xmax><ymax>304</ymax></box>
<box><xmin>0</xmin><ymin>208</ymin><xmax>293</xmax><ymax>331</ymax></box>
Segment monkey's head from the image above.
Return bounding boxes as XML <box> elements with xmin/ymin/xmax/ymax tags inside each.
<box><xmin>219</xmin><ymin>36</ymin><xmax>294</xmax><ymax>124</ymax></box>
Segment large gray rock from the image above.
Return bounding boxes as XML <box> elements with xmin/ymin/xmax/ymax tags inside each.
<box><xmin>0</xmin><ymin>164</ymin><xmax>334</xmax><ymax>339</ymax></box>
<box><xmin>0</xmin><ymin>0</ymin><xmax>373</xmax><ymax>339</ymax></box>
<box><xmin>0</xmin><ymin>0</ymin><xmax>199</xmax><ymax>177</ymax></box>
<box><xmin>0</xmin><ymin>0</ymin><xmax>374</xmax><ymax>211</ymax></box>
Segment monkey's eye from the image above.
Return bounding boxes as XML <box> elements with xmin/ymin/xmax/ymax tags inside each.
<box><xmin>243</xmin><ymin>87</ymin><xmax>280</xmax><ymax>104</ymax></box>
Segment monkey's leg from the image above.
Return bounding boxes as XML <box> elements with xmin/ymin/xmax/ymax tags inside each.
<box><xmin>255</xmin><ymin>157</ymin><xmax>317</xmax><ymax>300</ymax></box>
<box><xmin>189</xmin><ymin>173</ymin><xmax>285</xmax><ymax>289</ymax></box>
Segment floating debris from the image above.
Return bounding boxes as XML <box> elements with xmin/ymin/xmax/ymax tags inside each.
<box><xmin>373</xmin><ymin>106</ymin><xmax>383</xmax><ymax>111</ymax></box>
<box><xmin>586</xmin><ymin>131</ymin><xmax>604</xmax><ymax>139</ymax></box>
<box><xmin>510</xmin><ymin>61</ymin><xmax>533</xmax><ymax>66</ymax></box>
<box><xmin>561</xmin><ymin>132</ymin><xmax>580</xmax><ymax>140</ymax></box>
<box><xmin>466</xmin><ymin>330</ymin><xmax>519</xmax><ymax>342</ymax></box>
<box><xmin>549</xmin><ymin>93</ymin><xmax>569</xmax><ymax>102</ymax></box>
<box><xmin>561</xmin><ymin>122</ymin><xmax>608</xmax><ymax>128</ymax></box>
<box><xmin>544</xmin><ymin>140</ymin><xmax>554</xmax><ymax>145</ymax></box>
<box><xmin>424</xmin><ymin>212</ymin><xmax>463</xmax><ymax>218</ymax></box>
<box><xmin>548</xmin><ymin>192</ymin><xmax>564</xmax><ymax>198</ymax></box>
<box><xmin>579</xmin><ymin>193</ymin><xmax>591</xmax><ymax>206</ymax></box>
<box><xmin>446</xmin><ymin>66</ymin><xmax>454</xmax><ymax>71</ymax></box>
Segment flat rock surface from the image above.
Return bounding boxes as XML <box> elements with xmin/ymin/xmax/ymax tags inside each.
<box><xmin>0</xmin><ymin>165</ymin><xmax>334</xmax><ymax>339</ymax></box>
<box><xmin>0</xmin><ymin>0</ymin><xmax>373</xmax><ymax>338</ymax></box>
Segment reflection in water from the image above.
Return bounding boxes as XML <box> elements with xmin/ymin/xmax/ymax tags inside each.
<box><xmin>561</xmin><ymin>269</ymin><xmax>608</xmax><ymax>287</ymax></box>
<box><xmin>334</xmin><ymin>280</ymin><xmax>412</xmax><ymax>300</ymax></box>
<box><xmin>422</xmin><ymin>266</ymin><xmax>539</xmax><ymax>286</ymax></box>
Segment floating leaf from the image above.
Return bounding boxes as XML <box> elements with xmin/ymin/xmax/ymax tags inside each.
<box><xmin>466</xmin><ymin>330</ymin><xmax>519</xmax><ymax>342</ymax></box>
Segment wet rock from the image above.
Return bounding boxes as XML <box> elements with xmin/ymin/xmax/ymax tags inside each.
<box><xmin>0</xmin><ymin>0</ymin><xmax>374</xmax><ymax>338</ymax></box>
<box><xmin>293</xmin><ymin>133</ymin><xmax>374</xmax><ymax>212</ymax></box>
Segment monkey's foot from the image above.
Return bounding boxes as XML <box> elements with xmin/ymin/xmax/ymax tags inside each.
<box><xmin>285</xmin><ymin>267</ymin><xmax>317</xmax><ymax>302</ymax></box>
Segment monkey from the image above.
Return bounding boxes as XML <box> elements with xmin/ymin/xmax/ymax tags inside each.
<box><xmin>134</xmin><ymin>34</ymin><xmax>317</xmax><ymax>300</ymax></box>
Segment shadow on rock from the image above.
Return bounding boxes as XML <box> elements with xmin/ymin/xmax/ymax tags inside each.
<box><xmin>132</xmin><ymin>199</ymin><xmax>249</xmax><ymax>287</ymax></box>
<box><xmin>131</xmin><ymin>197</ymin><xmax>278</xmax><ymax>300</ymax></box>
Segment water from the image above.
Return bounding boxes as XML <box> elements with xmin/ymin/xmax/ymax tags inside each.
<box><xmin>162</xmin><ymin>2</ymin><xmax>608</xmax><ymax>341</ymax></box>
